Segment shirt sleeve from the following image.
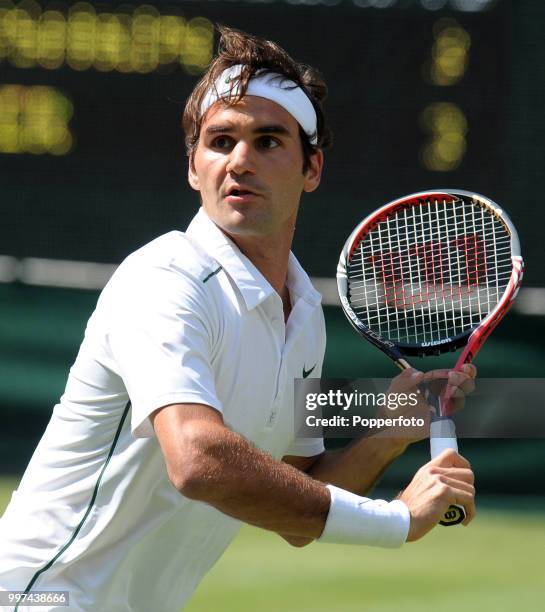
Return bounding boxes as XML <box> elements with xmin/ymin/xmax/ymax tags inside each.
<box><xmin>107</xmin><ymin>260</ymin><xmax>222</xmax><ymax>438</ymax></box>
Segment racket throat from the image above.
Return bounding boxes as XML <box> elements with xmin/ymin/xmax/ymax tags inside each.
<box><xmin>395</xmin><ymin>358</ymin><xmax>411</xmax><ymax>371</ymax></box>
<box><xmin>425</xmin><ymin>387</ymin><xmax>449</xmax><ymax>419</ymax></box>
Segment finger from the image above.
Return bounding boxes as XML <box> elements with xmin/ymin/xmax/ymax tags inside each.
<box><xmin>429</xmin><ymin>448</ymin><xmax>471</xmax><ymax>469</ymax></box>
<box><xmin>445</xmin><ymin>379</ymin><xmax>475</xmax><ymax>405</ymax></box>
<box><xmin>459</xmin><ymin>376</ymin><xmax>475</xmax><ymax>395</ymax></box>
<box><xmin>420</xmin><ymin>369</ymin><xmax>450</xmax><ymax>383</ymax></box>
<box><xmin>445</xmin><ymin>372</ymin><xmax>475</xmax><ymax>407</ymax></box>
<box><xmin>411</xmin><ymin>369</ymin><xmax>425</xmax><ymax>385</ymax></box>
<box><xmin>447</xmin><ymin>386</ymin><xmax>467</xmax><ymax>401</ymax></box>
<box><xmin>439</xmin><ymin>483</ymin><xmax>476</xmax><ymax>522</ymax></box>
<box><xmin>434</xmin><ymin>467</ymin><xmax>475</xmax><ymax>485</ymax></box>
<box><xmin>447</xmin><ymin>371</ymin><xmax>476</xmax><ymax>392</ymax></box>
<box><xmin>391</xmin><ymin>368</ymin><xmax>424</xmax><ymax>392</ymax></box>
<box><xmin>449</xmin><ymin>495</ymin><xmax>476</xmax><ymax>526</ymax></box>
<box><xmin>460</xmin><ymin>363</ymin><xmax>477</xmax><ymax>379</ymax></box>
<box><xmin>452</xmin><ymin>490</ymin><xmax>476</xmax><ymax>525</ymax></box>
<box><xmin>462</xmin><ymin>503</ymin><xmax>476</xmax><ymax>526</ymax></box>
<box><xmin>437</xmin><ymin>474</ymin><xmax>475</xmax><ymax>494</ymax></box>
<box><xmin>422</xmin><ymin>366</ymin><xmax>476</xmax><ymax>390</ymax></box>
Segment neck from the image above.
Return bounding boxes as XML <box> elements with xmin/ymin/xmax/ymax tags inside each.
<box><xmin>227</xmin><ymin>227</ymin><xmax>294</xmax><ymax>297</ymax></box>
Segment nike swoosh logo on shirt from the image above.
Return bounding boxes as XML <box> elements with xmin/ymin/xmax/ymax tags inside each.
<box><xmin>302</xmin><ymin>364</ymin><xmax>316</xmax><ymax>378</ymax></box>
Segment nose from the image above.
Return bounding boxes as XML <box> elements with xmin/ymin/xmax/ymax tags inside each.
<box><xmin>225</xmin><ymin>140</ymin><xmax>256</xmax><ymax>175</ymax></box>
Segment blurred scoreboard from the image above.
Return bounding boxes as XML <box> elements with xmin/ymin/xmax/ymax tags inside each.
<box><xmin>1</xmin><ymin>0</ymin><xmax>543</xmax><ymax>284</ymax></box>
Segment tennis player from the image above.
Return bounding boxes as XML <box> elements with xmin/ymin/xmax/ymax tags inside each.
<box><xmin>0</xmin><ymin>27</ymin><xmax>476</xmax><ymax>611</ymax></box>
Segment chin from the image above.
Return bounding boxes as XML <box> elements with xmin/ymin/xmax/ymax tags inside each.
<box><xmin>216</xmin><ymin>208</ymin><xmax>271</xmax><ymax>236</ymax></box>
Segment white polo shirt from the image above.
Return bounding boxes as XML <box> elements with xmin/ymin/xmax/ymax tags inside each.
<box><xmin>0</xmin><ymin>209</ymin><xmax>326</xmax><ymax>612</ymax></box>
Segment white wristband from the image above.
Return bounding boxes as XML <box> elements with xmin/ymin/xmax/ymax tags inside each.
<box><xmin>318</xmin><ymin>485</ymin><xmax>410</xmax><ymax>548</ymax></box>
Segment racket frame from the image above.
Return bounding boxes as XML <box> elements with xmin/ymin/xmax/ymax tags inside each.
<box><xmin>337</xmin><ymin>189</ymin><xmax>523</xmax><ymax>366</ymax></box>
<box><xmin>336</xmin><ymin>189</ymin><xmax>524</xmax><ymax>527</ymax></box>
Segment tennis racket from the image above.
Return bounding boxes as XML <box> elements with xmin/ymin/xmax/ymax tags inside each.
<box><xmin>337</xmin><ymin>189</ymin><xmax>523</xmax><ymax>526</ymax></box>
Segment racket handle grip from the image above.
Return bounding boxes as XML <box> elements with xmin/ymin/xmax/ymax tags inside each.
<box><xmin>430</xmin><ymin>418</ymin><xmax>458</xmax><ymax>458</ymax></box>
<box><xmin>430</xmin><ymin>418</ymin><xmax>466</xmax><ymax>527</ymax></box>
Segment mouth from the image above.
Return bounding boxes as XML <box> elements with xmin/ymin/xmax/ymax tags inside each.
<box><xmin>226</xmin><ymin>185</ymin><xmax>259</xmax><ymax>196</ymax></box>
<box><xmin>224</xmin><ymin>185</ymin><xmax>261</xmax><ymax>202</ymax></box>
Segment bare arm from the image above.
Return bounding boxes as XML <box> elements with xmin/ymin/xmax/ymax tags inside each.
<box><xmin>152</xmin><ymin>401</ymin><xmax>475</xmax><ymax>547</ymax></box>
<box><xmin>151</xmin><ymin>403</ymin><xmax>330</xmax><ymax>541</ymax></box>
<box><xmin>285</xmin><ymin>436</ymin><xmax>408</xmax><ymax>496</ymax></box>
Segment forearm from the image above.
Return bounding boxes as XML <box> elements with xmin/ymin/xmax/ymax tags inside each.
<box><xmin>154</xmin><ymin>405</ymin><xmax>411</xmax><ymax>548</ymax></box>
<box><xmin>166</xmin><ymin>420</ymin><xmax>330</xmax><ymax>539</ymax></box>
<box><xmin>307</xmin><ymin>437</ymin><xmax>409</xmax><ymax>495</ymax></box>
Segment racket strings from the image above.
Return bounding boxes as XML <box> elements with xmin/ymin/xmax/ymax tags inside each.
<box><xmin>347</xmin><ymin>198</ymin><xmax>513</xmax><ymax>344</ymax></box>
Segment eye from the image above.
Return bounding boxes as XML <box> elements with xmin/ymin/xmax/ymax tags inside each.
<box><xmin>211</xmin><ymin>136</ymin><xmax>234</xmax><ymax>150</ymax></box>
<box><xmin>257</xmin><ymin>135</ymin><xmax>280</xmax><ymax>150</ymax></box>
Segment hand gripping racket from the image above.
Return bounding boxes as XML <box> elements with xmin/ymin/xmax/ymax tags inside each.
<box><xmin>337</xmin><ymin>189</ymin><xmax>523</xmax><ymax>526</ymax></box>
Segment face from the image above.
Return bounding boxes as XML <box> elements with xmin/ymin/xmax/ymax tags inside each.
<box><xmin>188</xmin><ymin>96</ymin><xmax>323</xmax><ymax>240</ymax></box>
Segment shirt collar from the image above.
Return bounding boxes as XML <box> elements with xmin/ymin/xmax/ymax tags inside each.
<box><xmin>286</xmin><ymin>251</ymin><xmax>322</xmax><ymax>307</ymax></box>
<box><xmin>186</xmin><ymin>208</ymin><xmax>321</xmax><ymax>310</ymax></box>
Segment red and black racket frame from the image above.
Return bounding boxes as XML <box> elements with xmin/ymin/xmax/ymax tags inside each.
<box><xmin>337</xmin><ymin>190</ymin><xmax>523</xmax><ymax>527</ymax></box>
<box><xmin>337</xmin><ymin>189</ymin><xmax>524</xmax><ymax>371</ymax></box>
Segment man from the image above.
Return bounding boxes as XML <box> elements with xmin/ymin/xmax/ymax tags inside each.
<box><xmin>0</xmin><ymin>27</ymin><xmax>475</xmax><ymax>611</ymax></box>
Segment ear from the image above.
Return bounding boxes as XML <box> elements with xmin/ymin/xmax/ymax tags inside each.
<box><xmin>303</xmin><ymin>149</ymin><xmax>324</xmax><ymax>193</ymax></box>
<box><xmin>187</xmin><ymin>154</ymin><xmax>200</xmax><ymax>191</ymax></box>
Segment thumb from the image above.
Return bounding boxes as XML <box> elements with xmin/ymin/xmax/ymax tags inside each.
<box><xmin>392</xmin><ymin>368</ymin><xmax>424</xmax><ymax>391</ymax></box>
<box><xmin>429</xmin><ymin>448</ymin><xmax>471</xmax><ymax>469</ymax></box>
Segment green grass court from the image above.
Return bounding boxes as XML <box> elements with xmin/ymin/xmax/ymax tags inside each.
<box><xmin>1</xmin><ymin>478</ymin><xmax>544</xmax><ymax>612</ymax></box>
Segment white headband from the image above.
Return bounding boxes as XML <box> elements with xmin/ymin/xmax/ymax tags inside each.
<box><xmin>200</xmin><ymin>64</ymin><xmax>318</xmax><ymax>145</ymax></box>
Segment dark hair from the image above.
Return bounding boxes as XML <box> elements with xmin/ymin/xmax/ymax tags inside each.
<box><xmin>182</xmin><ymin>25</ymin><xmax>332</xmax><ymax>173</ymax></box>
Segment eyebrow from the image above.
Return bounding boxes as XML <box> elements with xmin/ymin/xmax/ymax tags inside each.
<box><xmin>204</xmin><ymin>124</ymin><xmax>292</xmax><ymax>137</ymax></box>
